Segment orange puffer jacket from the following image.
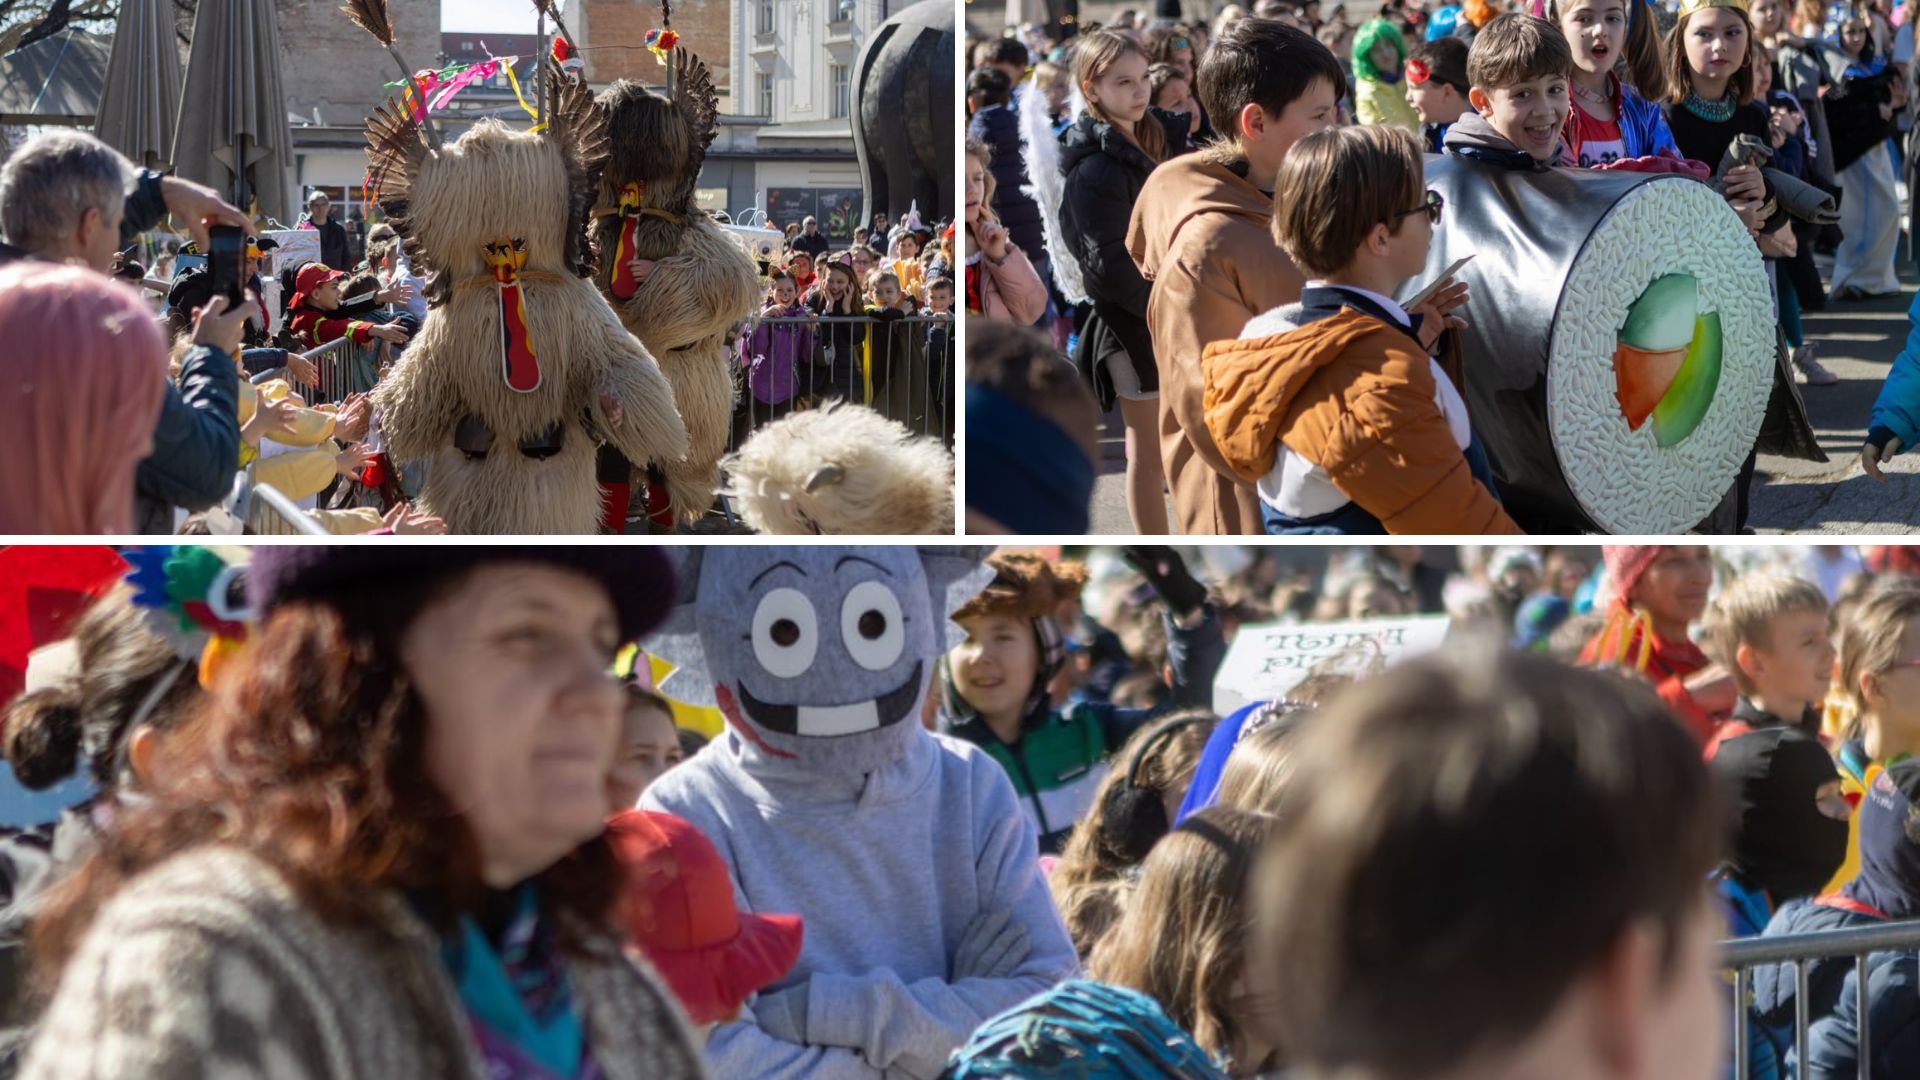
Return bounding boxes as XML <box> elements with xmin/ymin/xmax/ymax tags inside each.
<box><xmin>1200</xmin><ymin>309</ymin><xmax>1522</xmax><ymax>535</ymax></box>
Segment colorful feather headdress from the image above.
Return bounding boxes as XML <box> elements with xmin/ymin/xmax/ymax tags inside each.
<box><xmin>123</xmin><ymin>546</ymin><xmax>252</xmax><ymax>692</ymax></box>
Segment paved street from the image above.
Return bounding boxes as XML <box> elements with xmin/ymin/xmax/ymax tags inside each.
<box><xmin>1089</xmin><ymin>264</ymin><xmax>1920</xmax><ymax>535</ymax></box>
<box><xmin>1752</xmin><ymin>265</ymin><xmax>1920</xmax><ymax>533</ymax></box>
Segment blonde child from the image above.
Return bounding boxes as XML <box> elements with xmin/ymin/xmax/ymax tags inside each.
<box><xmin>1702</xmin><ymin>573</ymin><xmax>1835</xmax><ymax>751</ymax></box>
<box><xmin>1826</xmin><ymin>577</ymin><xmax>1920</xmax><ymax>892</ymax></box>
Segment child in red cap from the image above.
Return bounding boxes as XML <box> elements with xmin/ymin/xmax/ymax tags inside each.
<box><xmin>606</xmin><ymin>810</ymin><xmax>803</xmax><ymax>1028</ymax></box>
<box><xmin>1579</xmin><ymin>544</ymin><xmax>1733</xmax><ymax>742</ymax></box>
<box><xmin>286</xmin><ymin>263</ymin><xmax>414</xmax><ymax>351</ymax></box>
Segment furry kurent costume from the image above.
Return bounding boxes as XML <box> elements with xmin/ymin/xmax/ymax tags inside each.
<box><xmin>591</xmin><ymin>50</ymin><xmax>760</xmax><ymax>523</ymax></box>
<box><xmin>641</xmin><ymin>547</ymin><xmax>1079</xmax><ymax>1080</ymax></box>
<box><xmin>345</xmin><ymin>1</ymin><xmax>688</xmax><ymax>534</ymax></box>
<box><xmin>721</xmin><ymin>401</ymin><xmax>954</xmax><ymax>535</ymax></box>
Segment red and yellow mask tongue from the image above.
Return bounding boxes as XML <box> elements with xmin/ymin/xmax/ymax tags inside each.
<box><xmin>610</xmin><ymin>181</ymin><xmax>647</xmax><ymax>300</ymax></box>
<box><xmin>484</xmin><ymin>239</ymin><xmax>541</xmax><ymax>393</ymax></box>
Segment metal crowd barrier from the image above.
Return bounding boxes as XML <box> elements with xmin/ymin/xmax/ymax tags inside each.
<box><xmin>725</xmin><ymin>314</ymin><xmax>955</xmax><ymax>454</ymax></box>
<box><xmin>242</xmin><ymin>481</ymin><xmax>329</xmax><ymax>536</ymax></box>
<box><xmin>1722</xmin><ymin>918</ymin><xmax>1920</xmax><ymax>1078</ymax></box>
<box><xmin>290</xmin><ymin>335</ymin><xmax>385</xmax><ymax>406</ymax></box>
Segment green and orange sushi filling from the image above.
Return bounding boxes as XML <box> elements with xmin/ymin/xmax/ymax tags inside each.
<box><xmin>1611</xmin><ymin>273</ymin><xmax>1723</xmax><ymax>448</ymax></box>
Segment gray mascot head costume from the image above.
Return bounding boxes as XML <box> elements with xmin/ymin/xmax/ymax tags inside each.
<box><xmin>650</xmin><ymin>547</ymin><xmax>993</xmax><ymax>779</ymax></box>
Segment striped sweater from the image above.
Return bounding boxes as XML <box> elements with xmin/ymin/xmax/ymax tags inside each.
<box><xmin>20</xmin><ymin>846</ymin><xmax>708</xmax><ymax>1080</ymax></box>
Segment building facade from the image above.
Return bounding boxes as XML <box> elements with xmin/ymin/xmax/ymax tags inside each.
<box><xmin>281</xmin><ymin>0</ymin><xmax>442</xmax><ymax>229</ymax></box>
<box><xmin>575</xmin><ymin>0</ymin><xmax>732</xmax><ymax>97</ymax></box>
<box><xmin>732</xmin><ymin>0</ymin><xmax>897</xmax><ymax>240</ymax></box>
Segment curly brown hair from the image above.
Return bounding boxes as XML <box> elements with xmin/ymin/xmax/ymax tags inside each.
<box><xmin>31</xmin><ymin>574</ymin><xmax>625</xmax><ymax>990</ymax></box>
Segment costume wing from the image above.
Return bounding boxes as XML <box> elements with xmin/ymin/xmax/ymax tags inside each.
<box><xmin>545</xmin><ymin>56</ymin><xmax>613</xmax><ymax>280</ymax></box>
<box><xmin>364</xmin><ymin>95</ymin><xmax>446</xmax><ymax>306</ymax></box>
<box><xmin>675</xmin><ymin>49</ymin><xmax>721</xmax><ymax>161</ymax></box>
<box><xmin>1019</xmin><ymin>81</ymin><xmax>1087</xmax><ymax>305</ymax></box>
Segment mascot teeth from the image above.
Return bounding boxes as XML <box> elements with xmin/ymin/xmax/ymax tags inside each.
<box><xmin>735</xmin><ymin>661</ymin><xmax>924</xmax><ymax>737</ymax></box>
<box><xmin>796</xmin><ymin>701</ymin><xmax>883</xmax><ymax>737</ymax></box>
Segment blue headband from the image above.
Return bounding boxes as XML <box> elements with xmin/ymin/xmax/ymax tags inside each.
<box><xmin>965</xmin><ymin>382</ymin><xmax>1094</xmax><ymax>534</ymax></box>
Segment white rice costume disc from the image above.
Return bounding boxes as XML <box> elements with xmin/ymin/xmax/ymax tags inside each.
<box><xmin>1417</xmin><ymin>158</ymin><xmax>1774</xmax><ymax>534</ymax></box>
<box><xmin>1545</xmin><ymin>180</ymin><xmax>1773</xmax><ymax>533</ymax></box>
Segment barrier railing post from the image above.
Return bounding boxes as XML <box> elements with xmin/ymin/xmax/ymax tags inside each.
<box><xmin>1856</xmin><ymin>953</ymin><xmax>1869</xmax><ymax>1080</ymax></box>
<box><xmin>1720</xmin><ymin>917</ymin><xmax>1920</xmax><ymax>1078</ymax></box>
<box><xmin>727</xmin><ymin>313</ymin><xmax>951</xmax><ymax>445</ymax></box>
<box><xmin>1794</xmin><ymin>958</ymin><xmax>1810</xmax><ymax>1078</ymax></box>
<box><xmin>1733</xmin><ymin>967</ymin><xmax>1750</xmax><ymax>1078</ymax></box>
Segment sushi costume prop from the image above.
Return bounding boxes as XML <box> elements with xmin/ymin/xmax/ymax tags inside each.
<box><xmin>1418</xmin><ymin>155</ymin><xmax>1805</xmax><ymax>533</ymax></box>
<box><xmin>641</xmin><ymin>547</ymin><xmax>1079</xmax><ymax>1079</ymax></box>
<box><xmin>588</xmin><ymin>13</ymin><xmax>759</xmax><ymax>525</ymax></box>
<box><xmin>343</xmin><ymin>0</ymin><xmax>689</xmax><ymax>534</ymax></box>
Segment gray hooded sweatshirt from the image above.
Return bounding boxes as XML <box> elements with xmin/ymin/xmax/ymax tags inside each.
<box><xmin>642</xmin><ymin>725</ymin><xmax>1077</xmax><ymax>1079</ymax></box>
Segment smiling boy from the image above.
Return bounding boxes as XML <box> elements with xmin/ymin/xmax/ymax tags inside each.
<box><xmin>1444</xmin><ymin>13</ymin><xmax>1574</xmax><ymax>169</ymax></box>
<box><xmin>1127</xmin><ymin>19</ymin><xmax>1349</xmax><ymax>534</ymax></box>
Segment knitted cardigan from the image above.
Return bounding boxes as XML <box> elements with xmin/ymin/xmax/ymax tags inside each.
<box><xmin>19</xmin><ymin>846</ymin><xmax>710</xmax><ymax>1080</ymax></box>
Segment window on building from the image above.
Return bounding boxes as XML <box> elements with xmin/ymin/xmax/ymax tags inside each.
<box><xmin>758</xmin><ymin>73</ymin><xmax>775</xmax><ymax>117</ymax></box>
<box><xmin>757</xmin><ymin>0</ymin><xmax>776</xmax><ymax>34</ymax></box>
<box><xmin>830</xmin><ymin>64</ymin><xmax>850</xmax><ymax>119</ymax></box>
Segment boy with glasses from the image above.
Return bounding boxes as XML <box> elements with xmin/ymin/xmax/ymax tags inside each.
<box><xmin>1199</xmin><ymin>124</ymin><xmax>1518</xmax><ymax>534</ymax></box>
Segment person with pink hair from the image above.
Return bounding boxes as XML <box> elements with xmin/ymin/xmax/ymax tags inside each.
<box><xmin>0</xmin><ymin>264</ymin><xmax>172</xmax><ymax>533</ymax></box>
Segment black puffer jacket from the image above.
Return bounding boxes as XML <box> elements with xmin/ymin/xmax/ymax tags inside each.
<box><xmin>1058</xmin><ymin>109</ymin><xmax>1184</xmax><ymax>395</ymax></box>
<box><xmin>131</xmin><ymin>343</ymin><xmax>240</xmax><ymax>533</ymax></box>
<box><xmin>968</xmin><ymin>101</ymin><xmax>1047</xmax><ymax>258</ymax></box>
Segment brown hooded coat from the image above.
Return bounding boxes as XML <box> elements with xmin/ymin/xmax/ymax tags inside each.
<box><xmin>1127</xmin><ymin>154</ymin><xmax>1305</xmax><ymax>535</ymax></box>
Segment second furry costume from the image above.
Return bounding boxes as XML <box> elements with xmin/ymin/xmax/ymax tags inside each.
<box><xmin>358</xmin><ymin>54</ymin><xmax>689</xmax><ymax>533</ymax></box>
<box><xmin>592</xmin><ymin>51</ymin><xmax>761</xmax><ymax>523</ymax></box>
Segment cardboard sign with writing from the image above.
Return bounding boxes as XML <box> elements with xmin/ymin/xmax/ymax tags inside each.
<box><xmin>1211</xmin><ymin>615</ymin><xmax>1451</xmax><ymax>715</ymax></box>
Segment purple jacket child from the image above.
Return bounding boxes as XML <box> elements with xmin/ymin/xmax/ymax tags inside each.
<box><xmin>740</xmin><ymin>301</ymin><xmax>815</xmax><ymax>405</ymax></box>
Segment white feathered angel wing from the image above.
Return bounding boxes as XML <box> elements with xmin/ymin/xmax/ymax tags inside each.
<box><xmin>1017</xmin><ymin>82</ymin><xmax>1089</xmax><ymax>306</ymax></box>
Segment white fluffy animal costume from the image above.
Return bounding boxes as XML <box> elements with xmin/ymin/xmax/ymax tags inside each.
<box><xmin>642</xmin><ymin>547</ymin><xmax>1078</xmax><ymax>1079</ymax></box>
<box><xmin>591</xmin><ymin>50</ymin><xmax>760</xmax><ymax>523</ymax></box>
<box><xmin>722</xmin><ymin>402</ymin><xmax>953</xmax><ymax>535</ymax></box>
<box><xmin>349</xmin><ymin>1</ymin><xmax>687</xmax><ymax>534</ymax></box>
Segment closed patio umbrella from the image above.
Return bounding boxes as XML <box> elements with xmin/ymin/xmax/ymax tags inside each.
<box><xmin>171</xmin><ymin>0</ymin><xmax>293</xmax><ymax>226</ymax></box>
<box><xmin>94</xmin><ymin>0</ymin><xmax>181</xmax><ymax>170</ymax></box>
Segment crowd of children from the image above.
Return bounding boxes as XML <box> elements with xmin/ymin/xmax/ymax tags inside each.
<box><xmin>735</xmin><ymin>214</ymin><xmax>959</xmax><ymax>449</ymax></box>
<box><xmin>13</xmin><ymin>542</ymin><xmax>1920</xmax><ymax>1077</ymax></box>
<box><xmin>967</xmin><ymin>0</ymin><xmax>1919</xmax><ymax>535</ymax></box>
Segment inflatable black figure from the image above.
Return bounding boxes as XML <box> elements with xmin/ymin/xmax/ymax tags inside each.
<box><xmin>852</xmin><ymin>0</ymin><xmax>954</xmax><ymax>228</ymax></box>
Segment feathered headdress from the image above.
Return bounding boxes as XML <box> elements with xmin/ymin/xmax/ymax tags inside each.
<box><xmin>123</xmin><ymin>546</ymin><xmax>252</xmax><ymax>689</ymax></box>
<box><xmin>361</xmin><ymin>52</ymin><xmax>611</xmax><ymax>308</ymax></box>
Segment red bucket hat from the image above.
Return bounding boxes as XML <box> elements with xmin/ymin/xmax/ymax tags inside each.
<box><xmin>608</xmin><ymin>810</ymin><xmax>803</xmax><ymax>1026</ymax></box>
<box><xmin>1602</xmin><ymin>545</ymin><xmax>1666</xmax><ymax>603</ymax></box>
<box><xmin>290</xmin><ymin>263</ymin><xmax>347</xmax><ymax>310</ymax></box>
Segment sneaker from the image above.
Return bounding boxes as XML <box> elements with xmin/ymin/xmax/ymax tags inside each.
<box><xmin>1793</xmin><ymin>343</ymin><xmax>1839</xmax><ymax>386</ymax></box>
